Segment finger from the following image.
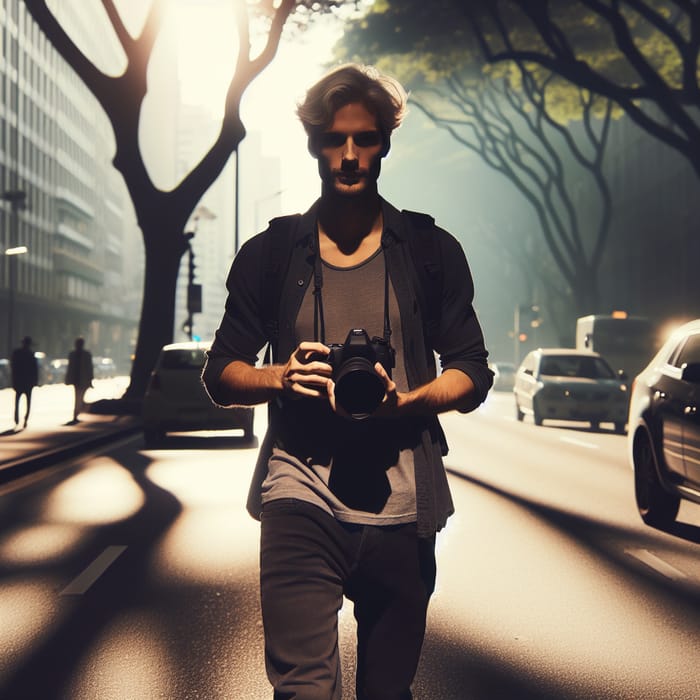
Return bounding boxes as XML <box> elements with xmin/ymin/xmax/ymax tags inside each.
<box><xmin>374</xmin><ymin>362</ymin><xmax>394</xmax><ymax>390</ymax></box>
<box><xmin>286</xmin><ymin>368</ymin><xmax>334</xmax><ymax>394</ymax></box>
<box><xmin>297</xmin><ymin>341</ymin><xmax>331</xmax><ymax>362</ymax></box>
<box><xmin>327</xmin><ymin>380</ymin><xmax>351</xmax><ymax>418</ymax></box>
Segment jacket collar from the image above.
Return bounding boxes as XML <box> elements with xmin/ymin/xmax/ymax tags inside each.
<box><xmin>295</xmin><ymin>197</ymin><xmax>407</xmax><ymax>251</ymax></box>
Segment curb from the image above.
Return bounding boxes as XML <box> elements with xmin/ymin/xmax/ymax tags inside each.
<box><xmin>0</xmin><ymin>422</ymin><xmax>143</xmax><ymax>485</ymax></box>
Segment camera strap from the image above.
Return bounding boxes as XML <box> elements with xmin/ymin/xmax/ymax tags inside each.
<box><xmin>312</xmin><ymin>223</ymin><xmax>392</xmax><ymax>345</ymax></box>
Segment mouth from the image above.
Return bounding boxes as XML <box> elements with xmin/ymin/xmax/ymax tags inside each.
<box><xmin>334</xmin><ymin>170</ymin><xmax>367</xmax><ymax>184</ymax></box>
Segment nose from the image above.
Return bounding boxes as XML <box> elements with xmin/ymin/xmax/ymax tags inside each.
<box><xmin>341</xmin><ymin>137</ymin><xmax>359</xmax><ymax>169</ymax></box>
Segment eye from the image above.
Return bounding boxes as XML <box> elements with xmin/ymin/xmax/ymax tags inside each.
<box><xmin>318</xmin><ymin>132</ymin><xmax>347</xmax><ymax>149</ymax></box>
<box><xmin>353</xmin><ymin>131</ymin><xmax>382</xmax><ymax>147</ymax></box>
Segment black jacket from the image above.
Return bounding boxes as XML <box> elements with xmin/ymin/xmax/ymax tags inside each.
<box><xmin>203</xmin><ymin>199</ymin><xmax>493</xmax><ymax>536</ymax></box>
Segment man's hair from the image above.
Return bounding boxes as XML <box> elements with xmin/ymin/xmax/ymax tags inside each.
<box><xmin>297</xmin><ymin>63</ymin><xmax>408</xmax><ymax>157</ymax></box>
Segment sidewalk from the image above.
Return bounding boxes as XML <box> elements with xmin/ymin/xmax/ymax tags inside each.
<box><xmin>0</xmin><ymin>379</ymin><xmax>142</xmax><ymax>483</ymax></box>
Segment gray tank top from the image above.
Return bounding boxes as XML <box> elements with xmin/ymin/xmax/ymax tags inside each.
<box><xmin>261</xmin><ymin>246</ymin><xmax>417</xmax><ymax>525</ymax></box>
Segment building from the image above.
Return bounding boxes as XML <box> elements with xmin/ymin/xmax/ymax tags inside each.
<box><xmin>0</xmin><ymin>0</ymin><xmax>142</xmax><ymax>370</ymax></box>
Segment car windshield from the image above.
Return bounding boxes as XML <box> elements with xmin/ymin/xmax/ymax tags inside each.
<box><xmin>161</xmin><ymin>349</ymin><xmax>206</xmax><ymax>370</ymax></box>
<box><xmin>540</xmin><ymin>355</ymin><xmax>615</xmax><ymax>379</ymax></box>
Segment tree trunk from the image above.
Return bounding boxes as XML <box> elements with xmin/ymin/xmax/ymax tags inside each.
<box><xmin>124</xmin><ymin>229</ymin><xmax>187</xmax><ymax>401</ymax></box>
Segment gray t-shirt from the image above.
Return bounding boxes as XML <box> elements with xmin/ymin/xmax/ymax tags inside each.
<box><xmin>260</xmin><ymin>246</ymin><xmax>418</xmax><ymax>525</ymax></box>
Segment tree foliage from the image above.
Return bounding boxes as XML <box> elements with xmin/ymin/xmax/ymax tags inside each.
<box><xmin>466</xmin><ymin>0</ymin><xmax>700</xmax><ymax>177</ymax></box>
<box><xmin>23</xmin><ymin>0</ymin><xmax>350</xmax><ymax>401</ymax></box>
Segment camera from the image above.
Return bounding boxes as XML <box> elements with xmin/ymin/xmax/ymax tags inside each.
<box><xmin>324</xmin><ymin>328</ymin><xmax>395</xmax><ymax>419</ymax></box>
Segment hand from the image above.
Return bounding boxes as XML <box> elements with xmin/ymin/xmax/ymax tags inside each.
<box><xmin>281</xmin><ymin>341</ymin><xmax>333</xmax><ymax>400</ymax></box>
<box><xmin>371</xmin><ymin>361</ymin><xmax>399</xmax><ymax>416</ymax></box>
<box><xmin>327</xmin><ymin>361</ymin><xmax>399</xmax><ymax>418</ymax></box>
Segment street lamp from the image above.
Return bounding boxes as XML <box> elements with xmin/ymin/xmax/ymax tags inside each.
<box><xmin>2</xmin><ymin>190</ymin><xmax>27</xmax><ymax>358</ymax></box>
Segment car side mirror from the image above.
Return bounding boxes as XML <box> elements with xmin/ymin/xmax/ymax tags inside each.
<box><xmin>681</xmin><ymin>362</ymin><xmax>700</xmax><ymax>384</ymax></box>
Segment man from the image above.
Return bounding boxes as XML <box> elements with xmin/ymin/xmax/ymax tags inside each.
<box><xmin>10</xmin><ymin>336</ymin><xmax>38</xmax><ymax>429</ymax></box>
<box><xmin>203</xmin><ymin>64</ymin><xmax>492</xmax><ymax>700</ymax></box>
<box><xmin>65</xmin><ymin>336</ymin><xmax>94</xmax><ymax>423</ymax></box>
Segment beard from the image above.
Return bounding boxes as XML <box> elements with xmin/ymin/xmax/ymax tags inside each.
<box><xmin>318</xmin><ymin>155</ymin><xmax>382</xmax><ymax>197</ymax></box>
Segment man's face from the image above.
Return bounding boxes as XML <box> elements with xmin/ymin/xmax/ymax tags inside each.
<box><xmin>316</xmin><ymin>102</ymin><xmax>384</xmax><ymax>197</ymax></box>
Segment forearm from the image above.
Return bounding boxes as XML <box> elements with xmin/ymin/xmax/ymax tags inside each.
<box><xmin>392</xmin><ymin>368</ymin><xmax>479</xmax><ymax>417</ymax></box>
<box><xmin>216</xmin><ymin>360</ymin><xmax>285</xmax><ymax>406</ymax></box>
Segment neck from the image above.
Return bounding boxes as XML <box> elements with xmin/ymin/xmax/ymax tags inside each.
<box><xmin>317</xmin><ymin>189</ymin><xmax>382</xmax><ymax>255</ymax></box>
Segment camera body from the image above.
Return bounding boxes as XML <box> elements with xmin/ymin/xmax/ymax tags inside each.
<box><xmin>324</xmin><ymin>328</ymin><xmax>395</xmax><ymax>418</ymax></box>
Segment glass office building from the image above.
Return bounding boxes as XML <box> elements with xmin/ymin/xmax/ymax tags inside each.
<box><xmin>1</xmin><ymin>1</ymin><xmax>142</xmax><ymax>371</ymax></box>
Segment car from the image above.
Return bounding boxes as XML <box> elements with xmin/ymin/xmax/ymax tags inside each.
<box><xmin>33</xmin><ymin>351</ymin><xmax>48</xmax><ymax>386</ymax></box>
<box><xmin>513</xmin><ymin>348</ymin><xmax>628</xmax><ymax>432</ymax></box>
<box><xmin>94</xmin><ymin>356</ymin><xmax>117</xmax><ymax>378</ymax></box>
<box><xmin>627</xmin><ymin>318</ymin><xmax>700</xmax><ymax>528</ymax></box>
<box><xmin>489</xmin><ymin>361</ymin><xmax>516</xmax><ymax>391</ymax></box>
<box><xmin>0</xmin><ymin>359</ymin><xmax>10</xmax><ymax>389</ymax></box>
<box><xmin>47</xmin><ymin>358</ymin><xmax>68</xmax><ymax>384</ymax></box>
<box><xmin>142</xmin><ymin>341</ymin><xmax>254</xmax><ymax>446</ymax></box>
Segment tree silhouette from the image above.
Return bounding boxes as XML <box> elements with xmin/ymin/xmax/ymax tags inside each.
<box><xmin>466</xmin><ymin>0</ymin><xmax>700</xmax><ymax>177</ymax></box>
<box><xmin>23</xmin><ymin>0</ymin><xmax>345</xmax><ymax>401</ymax></box>
<box><xmin>410</xmin><ymin>72</ymin><xmax>613</xmax><ymax>328</ymax></box>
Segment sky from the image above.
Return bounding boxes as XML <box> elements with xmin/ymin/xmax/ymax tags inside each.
<box><xmin>140</xmin><ymin>0</ymin><xmax>346</xmax><ymax>210</ymax></box>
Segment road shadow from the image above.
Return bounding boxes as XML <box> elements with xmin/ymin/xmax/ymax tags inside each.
<box><xmin>447</xmin><ymin>469</ymin><xmax>700</xmax><ymax>608</ymax></box>
<box><xmin>0</xmin><ymin>449</ymin><xmax>182</xmax><ymax>698</ymax></box>
<box><xmin>143</xmin><ymin>432</ymin><xmax>259</xmax><ymax>451</ymax></box>
<box><xmin>0</xmin><ymin>439</ymin><xmax>267</xmax><ymax>699</ymax></box>
<box><xmin>653</xmin><ymin>519</ymin><xmax>700</xmax><ymax>544</ymax></box>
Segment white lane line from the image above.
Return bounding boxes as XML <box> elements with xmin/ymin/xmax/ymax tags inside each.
<box><xmin>60</xmin><ymin>545</ymin><xmax>128</xmax><ymax>596</ymax></box>
<box><xmin>625</xmin><ymin>548</ymin><xmax>688</xmax><ymax>581</ymax></box>
<box><xmin>559</xmin><ymin>436</ymin><xmax>599</xmax><ymax>449</ymax></box>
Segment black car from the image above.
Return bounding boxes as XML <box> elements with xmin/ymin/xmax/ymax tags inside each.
<box><xmin>627</xmin><ymin>319</ymin><xmax>700</xmax><ymax>527</ymax></box>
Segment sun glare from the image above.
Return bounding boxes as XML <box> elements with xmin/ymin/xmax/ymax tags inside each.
<box><xmin>168</xmin><ymin>2</ymin><xmax>239</xmax><ymax>113</ymax></box>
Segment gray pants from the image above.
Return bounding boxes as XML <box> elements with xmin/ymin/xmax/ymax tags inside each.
<box><xmin>260</xmin><ymin>498</ymin><xmax>436</xmax><ymax>700</ymax></box>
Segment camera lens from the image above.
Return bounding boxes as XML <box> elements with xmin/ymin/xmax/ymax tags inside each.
<box><xmin>334</xmin><ymin>356</ymin><xmax>385</xmax><ymax>418</ymax></box>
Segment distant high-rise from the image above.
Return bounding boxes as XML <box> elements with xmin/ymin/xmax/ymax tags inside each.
<box><xmin>0</xmin><ymin>0</ymin><xmax>142</xmax><ymax>369</ymax></box>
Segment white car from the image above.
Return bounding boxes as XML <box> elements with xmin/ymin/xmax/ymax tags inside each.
<box><xmin>514</xmin><ymin>348</ymin><xmax>628</xmax><ymax>432</ymax></box>
<box><xmin>142</xmin><ymin>341</ymin><xmax>254</xmax><ymax>446</ymax></box>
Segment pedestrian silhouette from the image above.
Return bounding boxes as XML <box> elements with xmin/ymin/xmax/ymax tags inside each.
<box><xmin>65</xmin><ymin>337</ymin><xmax>94</xmax><ymax>424</ymax></box>
<box><xmin>10</xmin><ymin>336</ymin><xmax>39</xmax><ymax>429</ymax></box>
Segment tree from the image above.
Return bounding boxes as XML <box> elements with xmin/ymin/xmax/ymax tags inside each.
<box><xmin>337</xmin><ymin>0</ymin><xmax>616</xmax><ymax>327</ymax></box>
<box><xmin>466</xmin><ymin>1</ymin><xmax>700</xmax><ymax>177</ymax></box>
<box><xmin>23</xmin><ymin>0</ymin><xmax>346</xmax><ymax>402</ymax></box>
<box><xmin>414</xmin><ymin>71</ymin><xmax>614</xmax><ymax>323</ymax></box>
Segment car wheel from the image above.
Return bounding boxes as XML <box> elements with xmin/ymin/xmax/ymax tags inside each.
<box><xmin>515</xmin><ymin>402</ymin><xmax>524</xmax><ymax>422</ymax></box>
<box><xmin>243</xmin><ymin>411</ymin><xmax>255</xmax><ymax>442</ymax></box>
<box><xmin>533</xmin><ymin>402</ymin><xmax>543</xmax><ymax>426</ymax></box>
<box><xmin>633</xmin><ymin>432</ymin><xmax>680</xmax><ymax>527</ymax></box>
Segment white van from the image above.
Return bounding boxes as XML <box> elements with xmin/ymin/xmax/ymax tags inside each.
<box><xmin>575</xmin><ymin>314</ymin><xmax>659</xmax><ymax>380</ymax></box>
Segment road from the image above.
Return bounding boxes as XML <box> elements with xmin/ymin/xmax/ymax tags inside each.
<box><xmin>0</xmin><ymin>389</ymin><xmax>699</xmax><ymax>699</ymax></box>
